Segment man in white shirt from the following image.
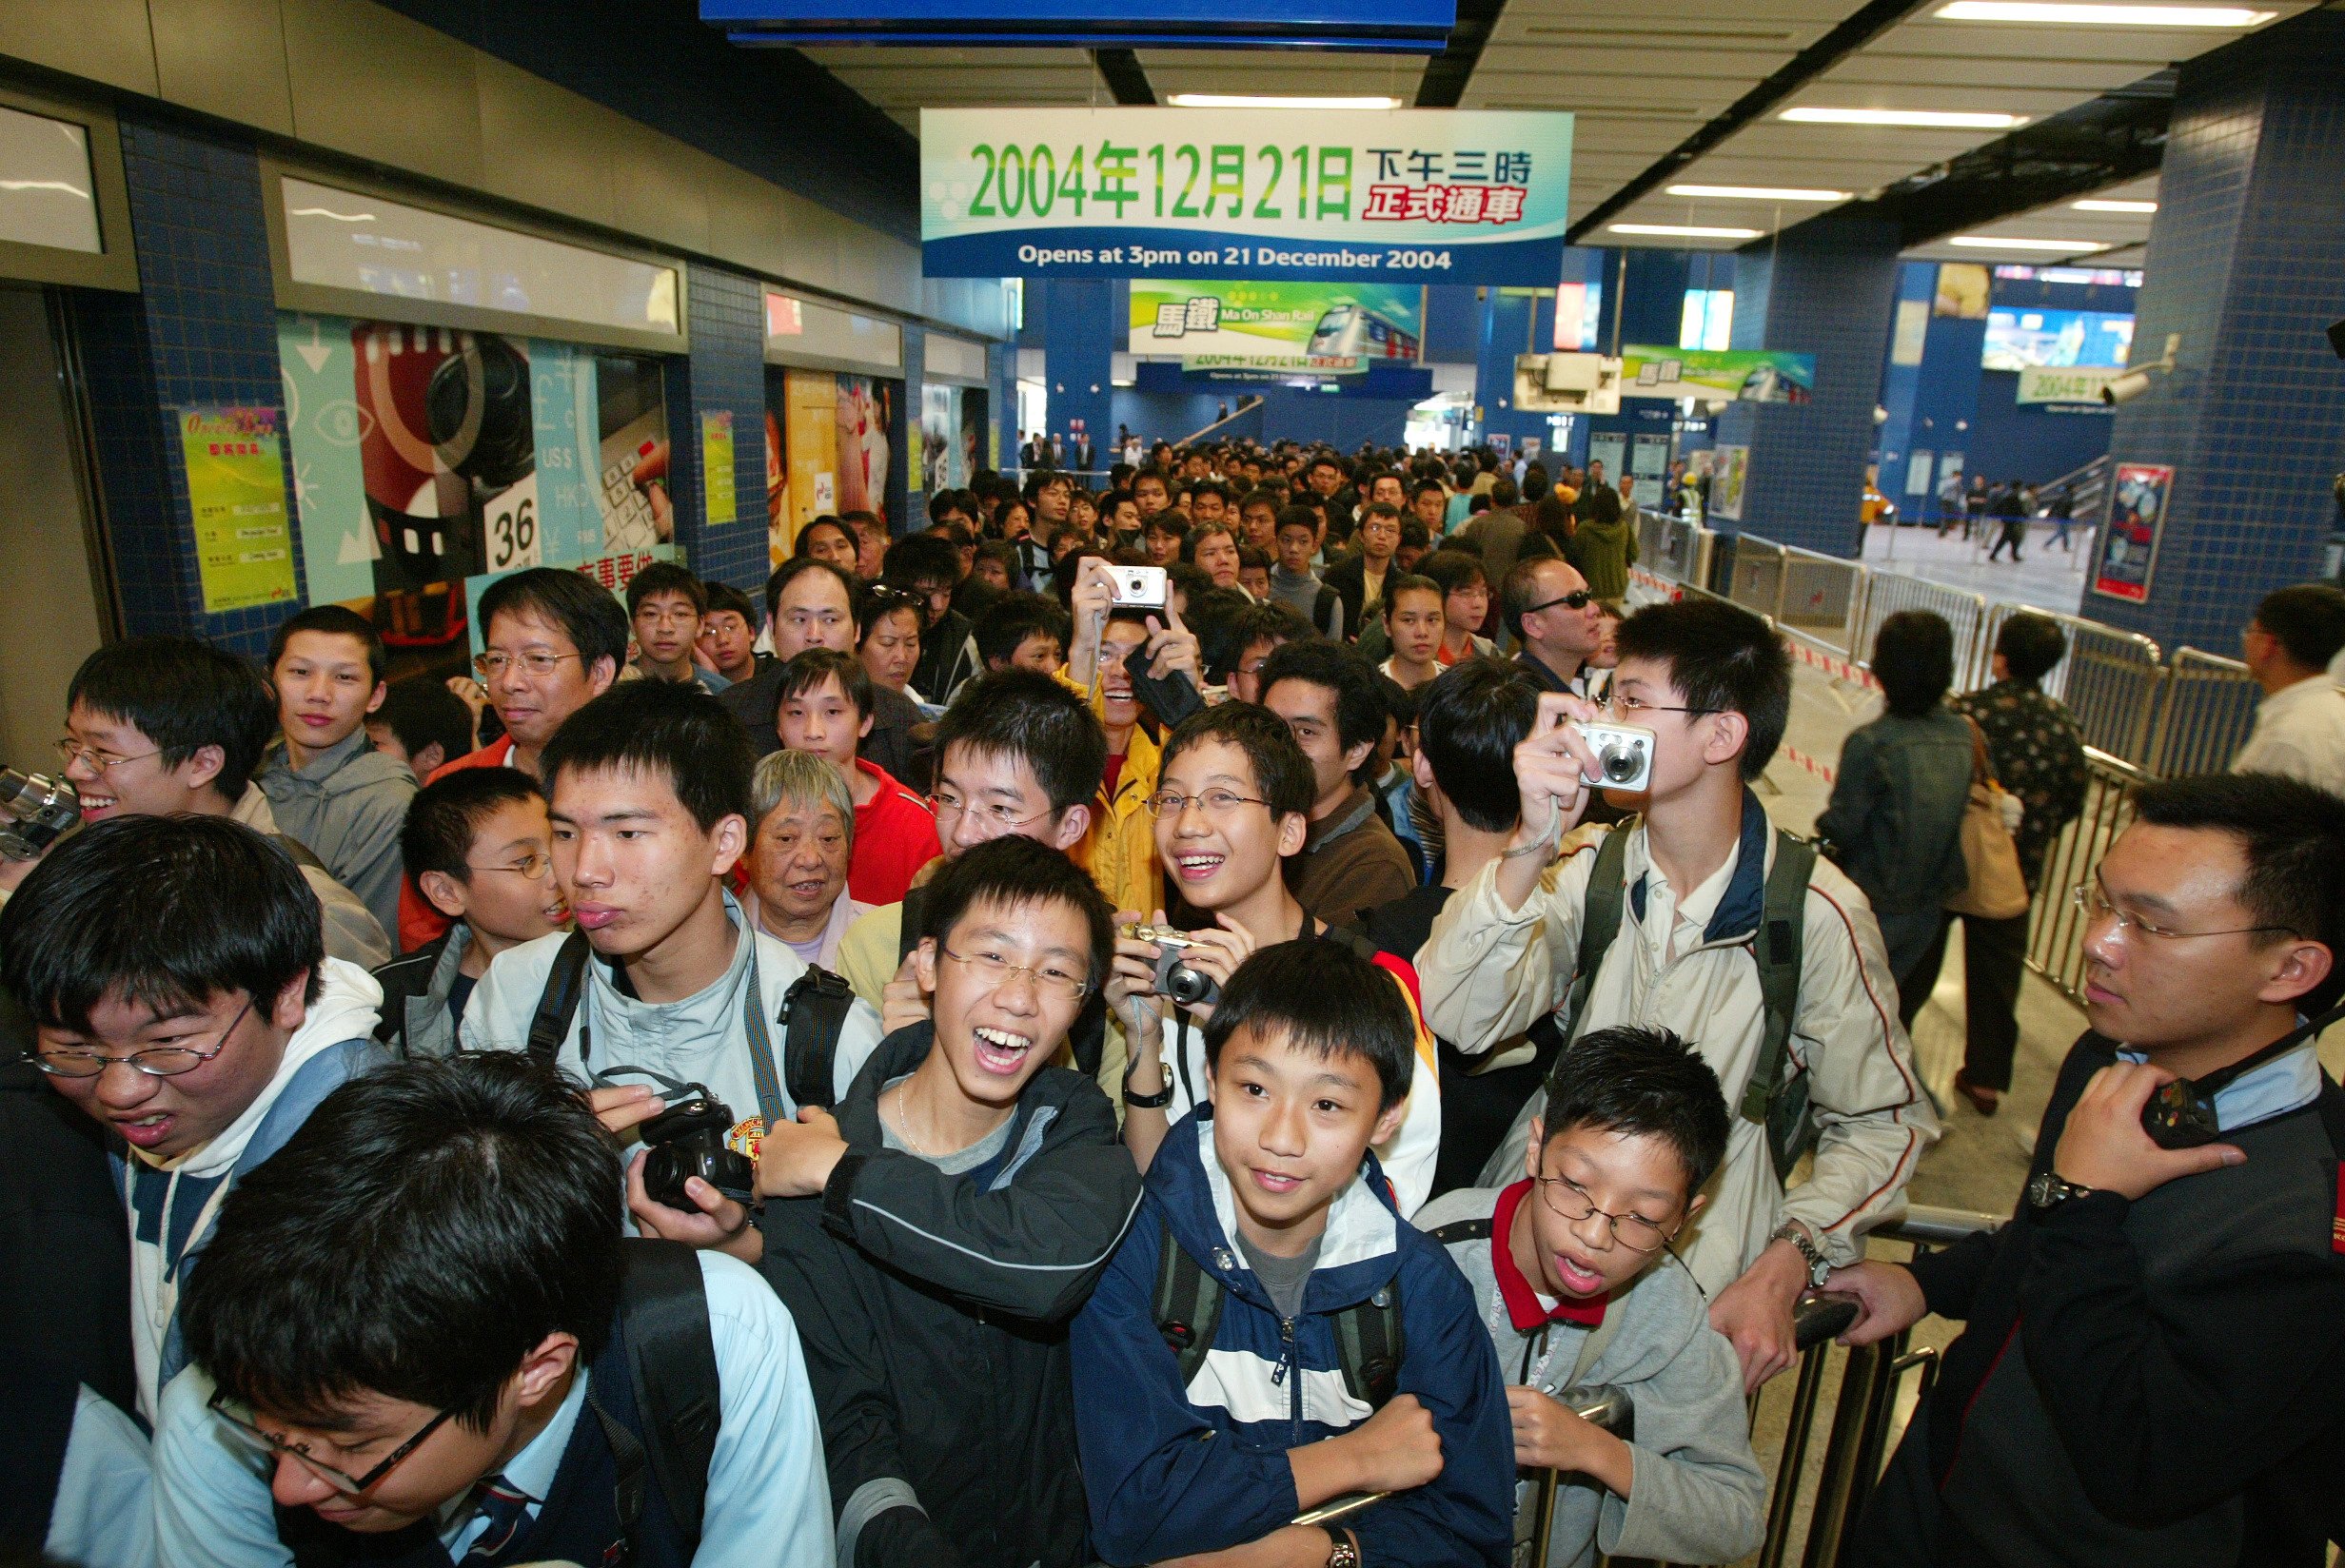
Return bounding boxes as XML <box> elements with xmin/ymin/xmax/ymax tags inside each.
<box><xmin>2232</xmin><ymin>584</ymin><xmax>2345</xmax><ymax>791</ymax></box>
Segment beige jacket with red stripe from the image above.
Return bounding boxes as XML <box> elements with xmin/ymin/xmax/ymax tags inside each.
<box><xmin>1416</xmin><ymin>819</ymin><xmax>1938</xmax><ymax>1297</ymax></box>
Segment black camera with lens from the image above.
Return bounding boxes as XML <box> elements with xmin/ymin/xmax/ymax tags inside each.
<box><xmin>639</xmin><ymin>1086</ymin><xmax>758</xmax><ymax>1210</ymax></box>
<box><xmin>1126</xmin><ymin>924</ymin><xmax>1221</xmax><ymax>1009</ymax></box>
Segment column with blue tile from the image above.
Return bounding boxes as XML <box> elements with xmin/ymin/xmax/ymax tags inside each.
<box><xmin>1875</xmin><ymin>261</ymin><xmax>1987</xmax><ymax>531</ymax></box>
<box><xmin>661</xmin><ymin>265</ymin><xmax>770</xmax><ymax>594</ymax></box>
<box><xmin>2086</xmin><ymin>10</ymin><xmax>2345</xmax><ymax>654</ymax></box>
<box><xmin>71</xmin><ymin>113</ymin><xmax>302</xmax><ymax>657</ymax></box>
<box><xmin>1039</xmin><ymin>278</ymin><xmax>1113</xmax><ymax>473</ymax></box>
<box><xmin>1711</xmin><ymin>215</ymin><xmax>1902</xmax><ymax>557</ymax></box>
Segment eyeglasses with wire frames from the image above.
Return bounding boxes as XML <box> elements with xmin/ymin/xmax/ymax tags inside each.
<box><xmin>932</xmin><ymin>788</ymin><xmax>1059</xmax><ymax>835</ymax></box>
<box><xmin>1600</xmin><ymin>691</ymin><xmax>1719</xmax><ymax>719</ymax></box>
<box><xmin>2071</xmin><ymin>880</ymin><xmax>2297</xmax><ymax>943</ymax></box>
<box><xmin>55</xmin><ymin>737</ymin><xmax>160</xmax><ymax>773</ymax></box>
<box><xmin>467</xmin><ymin>851</ymin><xmax>555</xmax><ymax>880</ymax></box>
<box><xmin>1143</xmin><ymin>787</ymin><xmax>1271</xmax><ymax>820</ymax></box>
<box><xmin>207</xmin><ymin>1387</ymin><xmax>457</xmax><ymax>1495</ymax></box>
<box><xmin>1532</xmin><ymin>1167</ymin><xmax>1682</xmax><ymax>1253</ymax></box>
<box><xmin>473</xmin><ymin>650</ymin><xmax>582</xmax><ymax>680</ymax></box>
<box><xmin>937</xmin><ymin>945</ymin><xmax>1092</xmax><ymax>1006</ymax></box>
<box><xmin>33</xmin><ymin>994</ymin><xmax>255</xmax><ymax>1080</ymax></box>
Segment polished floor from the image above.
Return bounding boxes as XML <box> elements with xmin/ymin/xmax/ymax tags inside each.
<box><xmin>1859</xmin><ymin>519</ymin><xmax>2092</xmax><ymax>617</ymax></box>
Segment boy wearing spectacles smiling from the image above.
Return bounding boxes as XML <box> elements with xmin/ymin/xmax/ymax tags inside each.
<box><xmin>371</xmin><ymin>768</ymin><xmax>567</xmax><ymax>1060</ymax></box>
<box><xmin>1416</xmin><ymin>1025</ymin><xmax>1765</xmax><ymax>1568</ymax></box>
<box><xmin>752</xmin><ymin>837</ymin><xmax>1143</xmax><ymax>1568</ymax></box>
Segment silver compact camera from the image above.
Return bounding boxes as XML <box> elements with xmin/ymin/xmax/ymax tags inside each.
<box><xmin>1124</xmin><ymin>923</ymin><xmax>1220</xmax><ymax>1008</ymax></box>
<box><xmin>1107</xmin><ymin>564</ymin><xmax>1168</xmax><ymax>609</ymax></box>
<box><xmin>0</xmin><ymin>769</ymin><xmax>79</xmax><ymax>862</ymax></box>
<box><xmin>1567</xmin><ymin>720</ymin><xmax>1656</xmax><ymax>792</ymax></box>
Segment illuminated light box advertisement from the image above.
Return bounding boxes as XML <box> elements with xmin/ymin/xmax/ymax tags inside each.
<box><xmin>1981</xmin><ymin>307</ymin><xmax>2134</xmax><ymax>373</ymax></box>
<box><xmin>2092</xmin><ymin>461</ymin><xmax>2173</xmax><ymax>605</ymax></box>
<box><xmin>1128</xmin><ymin>280</ymin><xmax>1423</xmax><ymax>372</ymax></box>
<box><xmin>921</xmin><ymin>108</ymin><xmax>1571</xmax><ymax>283</ymax></box>
<box><xmin>1618</xmin><ymin>347</ymin><xmax>1815</xmax><ymax>403</ymax></box>
<box><xmin>182</xmin><ymin>406</ymin><xmax>298</xmax><ymax>615</ymax></box>
<box><xmin>2015</xmin><ymin>365</ymin><xmax>2119</xmax><ymax>408</ymax></box>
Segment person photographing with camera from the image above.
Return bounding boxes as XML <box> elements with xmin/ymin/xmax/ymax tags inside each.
<box><xmin>1836</xmin><ymin>772</ymin><xmax>2345</xmax><ymax>1567</ymax></box>
<box><xmin>1416</xmin><ymin>598</ymin><xmax>1934</xmax><ymax>1391</ymax></box>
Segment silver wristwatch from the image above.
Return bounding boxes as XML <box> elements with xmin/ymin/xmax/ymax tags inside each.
<box><xmin>1770</xmin><ymin>1219</ymin><xmax>1832</xmax><ymax>1289</ymax></box>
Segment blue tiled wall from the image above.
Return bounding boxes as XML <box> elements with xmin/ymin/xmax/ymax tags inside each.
<box><xmin>665</xmin><ymin>265</ymin><xmax>770</xmax><ymax>594</ymax></box>
<box><xmin>1714</xmin><ymin>216</ymin><xmax>1900</xmax><ymax>557</ymax></box>
<box><xmin>1039</xmin><ymin>279</ymin><xmax>1114</xmax><ymax>473</ymax></box>
<box><xmin>2091</xmin><ymin>10</ymin><xmax>2345</xmax><ymax>654</ymax></box>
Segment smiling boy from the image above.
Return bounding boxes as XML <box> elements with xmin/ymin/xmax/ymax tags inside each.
<box><xmin>1416</xmin><ymin>1026</ymin><xmax>1765</xmax><ymax>1568</ymax></box>
<box><xmin>1074</xmin><ymin>941</ymin><xmax>1513</xmax><ymax>1567</ymax></box>
<box><xmin>753</xmin><ymin>837</ymin><xmax>1143</xmax><ymax>1568</ymax></box>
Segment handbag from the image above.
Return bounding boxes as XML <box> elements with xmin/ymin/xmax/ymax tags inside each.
<box><xmin>1945</xmin><ymin>715</ymin><xmax>2031</xmax><ymax>919</ymax></box>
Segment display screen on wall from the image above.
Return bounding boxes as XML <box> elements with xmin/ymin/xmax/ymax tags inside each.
<box><xmin>1980</xmin><ymin>308</ymin><xmax>2134</xmax><ymax>372</ymax></box>
<box><xmin>765</xmin><ymin>367</ymin><xmax>899</xmax><ymax>565</ymax></box>
<box><xmin>1128</xmin><ymin>280</ymin><xmax>1422</xmax><ymax>372</ymax></box>
<box><xmin>278</xmin><ymin>313</ymin><xmax>671</xmax><ymax>681</ymax></box>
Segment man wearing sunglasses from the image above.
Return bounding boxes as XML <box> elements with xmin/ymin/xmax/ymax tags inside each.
<box><xmin>0</xmin><ymin>813</ymin><xmax>385</xmax><ymax>1422</ymax></box>
<box><xmin>1501</xmin><ymin>558</ymin><xmax>1608</xmax><ymax>699</ymax></box>
<box><xmin>1832</xmin><ymin>772</ymin><xmax>2345</xmax><ymax>1568</ymax></box>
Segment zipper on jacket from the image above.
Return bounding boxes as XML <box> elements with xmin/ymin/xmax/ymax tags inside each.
<box><xmin>1279</xmin><ymin>1317</ymin><xmax>1304</xmax><ymax>1431</ymax></box>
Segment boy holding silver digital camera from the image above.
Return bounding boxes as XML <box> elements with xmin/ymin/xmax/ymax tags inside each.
<box><xmin>1415</xmin><ymin>596</ymin><xmax>1937</xmax><ymax>1393</ymax></box>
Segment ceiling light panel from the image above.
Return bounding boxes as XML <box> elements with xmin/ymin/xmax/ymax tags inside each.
<box><xmin>1948</xmin><ymin>234</ymin><xmax>2110</xmax><ymax>249</ymax></box>
<box><xmin>1780</xmin><ymin>107</ymin><xmax>2028</xmax><ymax>128</ymax></box>
<box><xmin>1609</xmin><ymin>223</ymin><xmax>1764</xmax><ymax>239</ymax></box>
<box><xmin>1164</xmin><ymin>93</ymin><xmax>1404</xmax><ymax>108</ymax></box>
<box><xmin>2073</xmin><ymin>198</ymin><xmax>2158</xmax><ymax>211</ymax></box>
<box><xmin>1665</xmin><ymin>183</ymin><xmax>1850</xmax><ymax>201</ymax></box>
<box><xmin>1933</xmin><ymin>4</ymin><xmax>2274</xmax><ymax>26</ymax></box>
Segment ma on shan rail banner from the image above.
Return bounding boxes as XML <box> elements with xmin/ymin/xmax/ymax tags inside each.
<box><xmin>1128</xmin><ymin>280</ymin><xmax>1424</xmax><ymax>373</ymax></box>
<box><xmin>921</xmin><ymin>108</ymin><xmax>1572</xmax><ymax>284</ymax></box>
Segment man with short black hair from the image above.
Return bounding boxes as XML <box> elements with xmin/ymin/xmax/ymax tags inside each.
<box><xmin>365</xmin><ymin>675</ymin><xmax>475</xmax><ymax>782</ymax></box>
<box><xmin>720</xmin><ymin>558</ymin><xmax>924</xmax><ymax>784</ymax></box>
<box><xmin>974</xmin><ymin>591</ymin><xmax>1072</xmax><ymax>674</ymax></box>
<box><xmin>2233</xmin><ymin>582</ymin><xmax>2345</xmax><ymax>789</ymax></box>
<box><xmin>626</xmin><ymin>560</ymin><xmax>728</xmax><ymax>692</ymax></box>
<box><xmin>884</xmin><ymin>534</ymin><xmax>983</xmax><ymax>701</ymax></box>
<box><xmin>700</xmin><ymin>580</ymin><xmax>765</xmax><ymax>687</ymax></box>
<box><xmin>1322</xmin><ymin>501</ymin><xmax>1404</xmax><ymax>637</ymax></box>
<box><xmin>1839</xmin><ymin>772</ymin><xmax>2345</xmax><ymax>1568</ymax></box>
<box><xmin>775</xmin><ymin>650</ymin><xmax>940</xmax><ymax>906</ymax></box>
<box><xmin>1260</xmin><ymin>639</ymin><xmax>1419</xmax><ymax>925</ymax></box>
<box><xmin>1503</xmin><ymin>556</ymin><xmax>1606</xmax><ymax>697</ymax></box>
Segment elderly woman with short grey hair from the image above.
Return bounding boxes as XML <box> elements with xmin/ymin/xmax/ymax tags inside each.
<box><xmin>742</xmin><ymin>750</ymin><xmax>871</xmax><ymax>970</ymax></box>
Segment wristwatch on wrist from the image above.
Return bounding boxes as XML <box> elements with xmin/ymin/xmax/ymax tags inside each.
<box><xmin>1770</xmin><ymin>1219</ymin><xmax>1833</xmax><ymax>1290</ymax></box>
<box><xmin>1121</xmin><ymin>1065</ymin><xmax>1173</xmax><ymax>1109</ymax></box>
<box><xmin>2026</xmin><ymin>1170</ymin><xmax>2096</xmax><ymax>1213</ymax></box>
<box><xmin>1324</xmin><ymin>1531</ymin><xmax>1361</xmax><ymax>1568</ymax></box>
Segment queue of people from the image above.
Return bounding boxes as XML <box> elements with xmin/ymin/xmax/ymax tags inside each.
<box><xmin>2</xmin><ymin>434</ymin><xmax>2342</xmax><ymax>1568</ymax></box>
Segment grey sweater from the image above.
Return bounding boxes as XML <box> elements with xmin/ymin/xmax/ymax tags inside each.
<box><xmin>1415</xmin><ymin>1183</ymin><xmax>1766</xmax><ymax>1568</ymax></box>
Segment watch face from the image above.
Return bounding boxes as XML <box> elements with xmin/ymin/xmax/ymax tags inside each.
<box><xmin>2027</xmin><ymin>1172</ymin><xmax>2060</xmax><ymax>1208</ymax></box>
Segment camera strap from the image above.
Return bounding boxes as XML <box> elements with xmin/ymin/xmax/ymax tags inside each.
<box><xmin>2172</xmin><ymin>998</ymin><xmax>2345</xmax><ymax>1103</ymax></box>
<box><xmin>738</xmin><ymin>941</ymin><xmax>791</xmax><ymax>1135</ymax></box>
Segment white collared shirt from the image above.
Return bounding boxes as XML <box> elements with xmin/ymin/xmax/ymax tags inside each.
<box><xmin>2232</xmin><ymin>676</ymin><xmax>2345</xmax><ymax>792</ymax></box>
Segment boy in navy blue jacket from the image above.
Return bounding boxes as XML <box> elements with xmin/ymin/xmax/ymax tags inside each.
<box><xmin>1073</xmin><ymin>940</ymin><xmax>1513</xmax><ymax>1567</ymax></box>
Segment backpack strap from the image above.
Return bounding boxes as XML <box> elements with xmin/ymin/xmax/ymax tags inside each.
<box><xmin>778</xmin><ymin>965</ymin><xmax>857</xmax><ymax>1111</ymax></box>
<box><xmin>1332</xmin><ymin>1282</ymin><xmax>1405</xmax><ymax>1410</ymax></box>
<box><xmin>618</xmin><ymin>1238</ymin><xmax>721</xmax><ymax>1546</ymax></box>
<box><xmin>526</xmin><ymin>930</ymin><xmax>596</xmax><ymax>1065</ymax></box>
<box><xmin>1741</xmin><ymin>831</ymin><xmax>1820</xmax><ymax>1183</ymax></box>
<box><xmin>1555</xmin><ymin>823</ymin><xmax>1633</xmax><ymax>1047</ymax></box>
<box><xmin>582</xmin><ymin>1398</ymin><xmax>648</xmax><ymax>1546</ymax></box>
<box><xmin>1150</xmin><ymin>1222</ymin><xmax>1225</xmax><ymax>1390</ymax></box>
<box><xmin>1423</xmin><ymin>1216</ymin><xmax>1492</xmax><ymax>1247</ymax></box>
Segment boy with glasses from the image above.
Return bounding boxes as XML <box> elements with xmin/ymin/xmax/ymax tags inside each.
<box><xmin>1417</xmin><ymin>597</ymin><xmax>1934</xmax><ymax>1391</ymax></box>
<box><xmin>753</xmin><ymin>838</ymin><xmax>1143</xmax><ymax>1568</ymax></box>
<box><xmin>155</xmin><ymin>1051</ymin><xmax>831</xmax><ymax>1568</ymax></box>
<box><xmin>0</xmin><ymin>814</ymin><xmax>385</xmax><ymax>1421</ymax></box>
<box><xmin>625</xmin><ymin>560</ymin><xmax>730</xmax><ymax>693</ymax></box>
<box><xmin>371</xmin><ymin>768</ymin><xmax>567</xmax><ymax>1059</ymax></box>
<box><xmin>1416</xmin><ymin>1025</ymin><xmax>1766</xmax><ymax>1568</ymax></box>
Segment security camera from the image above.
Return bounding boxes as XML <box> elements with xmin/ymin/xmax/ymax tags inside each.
<box><xmin>2100</xmin><ymin>332</ymin><xmax>2181</xmax><ymax>406</ymax></box>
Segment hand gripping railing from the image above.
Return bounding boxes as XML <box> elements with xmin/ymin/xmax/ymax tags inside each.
<box><xmin>1757</xmin><ymin>1206</ymin><xmax>2004</xmax><ymax>1568</ymax></box>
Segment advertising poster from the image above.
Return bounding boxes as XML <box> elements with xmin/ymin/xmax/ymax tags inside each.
<box><xmin>463</xmin><ymin>545</ymin><xmax>677</xmax><ymax>663</ymax></box>
<box><xmin>835</xmin><ymin>376</ymin><xmax>894</xmax><ymax>519</ymax></box>
<box><xmin>1128</xmin><ymin>280</ymin><xmax>1423</xmax><ymax>371</ymax></box>
<box><xmin>1933</xmin><ymin>263</ymin><xmax>1991</xmax><ymax>320</ymax></box>
<box><xmin>1890</xmin><ymin>298</ymin><xmax>1929</xmax><ymax>366</ymax></box>
<box><xmin>960</xmin><ymin>388</ymin><xmax>988</xmax><ymax>485</ymax></box>
<box><xmin>2092</xmin><ymin>461</ymin><xmax>2173</xmax><ymax>605</ymax></box>
<box><xmin>700</xmin><ymin>411</ymin><xmax>737</xmax><ymax>524</ymax></box>
<box><xmin>181</xmin><ymin>406</ymin><xmax>297</xmax><ymax>614</ymax></box>
<box><xmin>1618</xmin><ymin>347</ymin><xmax>1815</xmax><ymax>403</ymax></box>
<box><xmin>278</xmin><ymin>313</ymin><xmax>671</xmax><ymax>669</ymax></box>
<box><xmin>768</xmin><ymin>367</ymin><xmax>837</xmax><ymax>563</ymax></box>
<box><xmin>1710</xmin><ymin>444</ymin><xmax>1750</xmax><ymax>522</ymax></box>
<box><xmin>920</xmin><ymin>383</ymin><xmax>955</xmax><ymax>493</ymax></box>
<box><xmin>1983</xmin><ymin>308</ymin><xmax>2133</xmax><ymax>373</ymax></box>
<box><xmin>921</xmin><ymin>107</ymin><xmax>1572</xmax><ymax>284</ymax></box>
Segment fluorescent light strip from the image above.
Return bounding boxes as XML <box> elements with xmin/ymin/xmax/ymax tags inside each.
<box><xmin>1934</xmin><ymin>3</ymin><xmax>2272</xmax><ymax>26</ymax></box>
<box><xmin>1609</xmin><ymin>223</ymin><xmax>1764</xmax><ymax>240</ymax></box>
<box><xmin>1948</xmin><ymin>235</ymin><xmax>2110</xmax><ymax>250</ymax></box>
<box><xmin>1165</xmin><ymin>93</ymin><xmax>1403</xmax><ymax>109</ymax></box>
<box><xmin>1665</xmin><ymin>183</ymin><xmax>1850</xmax><ymax>202</ymax></box>
<box><xmin>1781</xmin><ymin>106</ymin><xmax>2027</xmax><ymax>128</ymax></box>
<box><xmin>2074</xmin><ymin>198</ymin><xmax>2158</xmax><ymax>212</ymax></box>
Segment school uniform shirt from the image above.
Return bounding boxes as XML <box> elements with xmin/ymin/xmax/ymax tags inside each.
<box><xmin>123</xmin><ymin>961</ymin><xmax>384</xmax><ymax>1420</ymax></box>
<box><xmin>845</xmin><ymin>758</ymin><xmax>940</xmax><ymax>907</ymax></box>
<box><xmin>257</xmin><ymin>730</ymin><xmax>416</xmax><ymax>943</ymax></box>
<box><xmin>1415</xmin><ymin>1181</ymin><xmax>1765</xmax><ymax>1568</ymax></box>
<box><xmin>1071</xmin><ymin>1116</ymin><xmax>1514</xmax><ymax>1566</ymax></box>
<box><xmin>152</xmin><ymin>1252</ymin><xmax>835</xmax><ymax>1568</ymax></box>
<box><xmin>1415</xmin><ymin>791</ymin><xmax>1937</xmax><ymax>1297</ymax></box>
<box><xmin>462</xmin><ymin>895</ymin><xmax>885</xmax><ymax>1156</ymax></box>
<box><xmin>2230</xmin><ymin>673</ymin><xmax>2345</xmax><ymax>793</ymax></box>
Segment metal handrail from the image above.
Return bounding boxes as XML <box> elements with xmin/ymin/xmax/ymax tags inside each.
<box><xmin>1977</xmin><ymin>601</ymin><xmax>2165</xmax><ymax>761</ymax></box>
<box><xmin>2143</xmin><ymin>646</ymin><xmax>2261</xmax><ymax>778</ymax></box>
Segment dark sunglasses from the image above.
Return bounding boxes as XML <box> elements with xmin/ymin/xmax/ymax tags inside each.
<box><xmin>1523</xmin><ymin>588</ymin><xmax>1596</xmax><ymax>617</ymax></box>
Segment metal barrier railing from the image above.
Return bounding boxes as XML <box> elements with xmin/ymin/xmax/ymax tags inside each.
<box><xmin>1777</xmin><ymin>544</ymin><xmax>1868</xmax><ymax>655</ymax></box>
<box><xmin>2024</xmin><ymin>746</ymin><xmax>2152</xmax><ymax>1007</ymax></box>
<box><xmin>2143</xmin><ymin>647</ymin><xmax>2262</xmax><ymax>778</ymax></box>
<box><xmin>1756</xmin><ymin>1205</ymin><xmax>2003</xmax><ymax>1568</ymax></box>
<box><xmin>1854</xmin><ymin>569</ymin><xmax>1993</xmax><ymax>696</ymax></box>
<box><xmin>1980</xmin><ymin>602</ymin><xmax>2165</xmax><ymax>763</ymax></box>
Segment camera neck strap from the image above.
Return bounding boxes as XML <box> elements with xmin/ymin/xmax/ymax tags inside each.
<box><xmin>738</xmin><ymin>940</ymin><xmax>791</xmax><ymax>1133</ymax></box>
<box><xmin>2177</xmin><ymin>997</ymin><xmax>2345</xmax><ymax>1102</ymax></box>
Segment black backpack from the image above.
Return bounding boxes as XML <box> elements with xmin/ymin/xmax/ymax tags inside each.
<box><xmin>523</xmin><ymin>929</ymin><xmax>858</xmax><ymax>1111</ymax></box>
<box><xmin>1149</xmin><ymin>1223</ymin><xmax>1405</xmax><ymax>1413</ymax></box>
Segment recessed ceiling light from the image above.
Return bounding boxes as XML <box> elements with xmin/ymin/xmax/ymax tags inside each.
<box><xmin>1948</xmin><ymin>235</ymin><xmax>2111</xmax><ymax>250</ymax></box>
<box><xmin>1165</xmin><ymin>94</ymin><xmax>1404</xmax><ymax>109</ymax></box>
<box><xmin>1665</xmin><ymin>183</ymin><xmax>1850</xmax><ymax>202</ymax></box>
<box><xmin>2073</xmin><ymin>198</ymin><xmax>2158</xmax><ymax>212</ymax></box>
<box><xmin>1781</xmin><ymin>107</ymin><xmax>2028</xmax><ymax>128</ymax></box>
<box><xmin>1609</xmin><ymin>223</ymin><xmax>1765</xmax><ymax>240</ymax></box>
<box><xmin>1934</xmin><ymin>3</ymin><xmax>2273</xmax><ymax>26</ymax></box>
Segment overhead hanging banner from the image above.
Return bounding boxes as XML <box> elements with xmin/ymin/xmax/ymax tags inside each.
<box><xmin>2015</xmin><ymin>365</ymin><xmax>2118</xmax><ymax>407</ymax></box>
<box><xmin>921</xmin><ymin>108</ymin><xmax>1571</xmax><ymax>284</ymax></box>
<box><xmin>1126</xmin><ymin>280</ymin><xmax>1423</xmax><ymax>373</ymax></box>
<box><xmin>1619</xmin><ymin>346</ymin><xmax>1816</xmax><ymax>403</ymax></box>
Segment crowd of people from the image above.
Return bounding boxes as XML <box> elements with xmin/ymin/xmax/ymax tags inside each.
<box><xmin>4</xmin><ymin>432</ymin><xmax>2344</xmax><ymax>1568</ymax></box>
